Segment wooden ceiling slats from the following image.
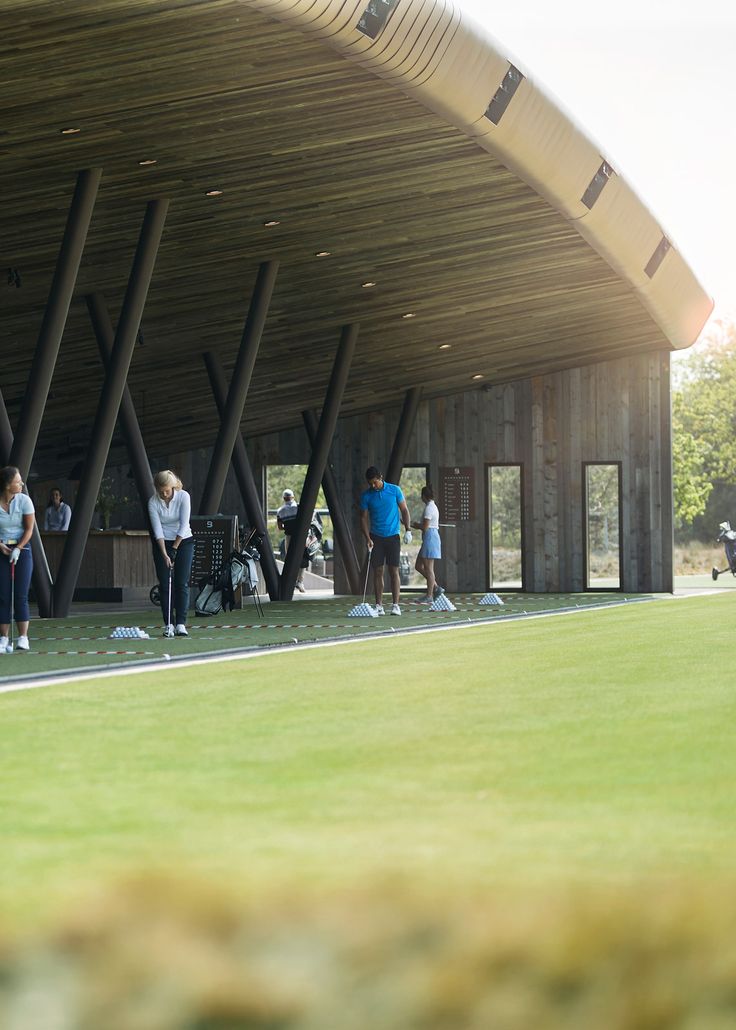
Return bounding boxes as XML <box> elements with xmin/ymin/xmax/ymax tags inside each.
<box><xmin>1</xmin><ymin>0</ymin><xmax>671</xmax><ymax>475</ymax></box>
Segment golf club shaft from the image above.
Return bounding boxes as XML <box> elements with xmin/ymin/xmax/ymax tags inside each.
<box><xmin>167</xmin><ymin>561</ymin><xmax>173</xmax><ymax>627</ymax></box>
<box><xmin>9</xmin><ymin>558</ymin><xmax>15</xmax><ymax>650</ymax></box>
<box><xmin>361</xmin><ymin>546</ymin><xmax>372</xmax><ymax>605</ymax></box>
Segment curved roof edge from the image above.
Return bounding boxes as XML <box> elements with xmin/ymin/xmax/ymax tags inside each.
<box><xmin>245</xmin><ymin>0</ymin><xmax>713</xmax><ymax>348</ymax></box>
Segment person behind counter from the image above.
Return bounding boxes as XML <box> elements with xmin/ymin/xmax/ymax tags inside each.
<box><xmin>0</xmin><ymin>466</ymin><xmax>35</xmax><ymax>653</ymax></box>
<box><xmin>148</xmin><ymin>469</ymin><xmax>194</xmax><ymax>638</ymax></box>
<box><xmin>43</xmin><ymin>487</ymin><xmax>72</xmax><ymax>531</ymax></box>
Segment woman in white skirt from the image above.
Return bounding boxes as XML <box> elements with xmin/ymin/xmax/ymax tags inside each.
<box><xmin>413</xmin><ymin>484</ymin><xmax>443</xmax><ymax>602</ymax></box>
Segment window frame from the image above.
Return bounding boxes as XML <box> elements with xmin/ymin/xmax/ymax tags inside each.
<box><xmin>485</xmin><ymin>462</ymin><xmax>525</xmax><ymax>593</ymax></box>
<box><xmin>582</xmin><ymin>461</ymin><xmax>623</xmax><ymax>592</ymax></box>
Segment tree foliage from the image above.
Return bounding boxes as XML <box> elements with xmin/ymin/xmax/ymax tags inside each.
<box><xmin>672</xmin><ymin>320</ymin><xmax>736</xmax><ymax>532</ymax></box>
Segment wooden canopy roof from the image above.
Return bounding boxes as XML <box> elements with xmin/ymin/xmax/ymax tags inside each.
<box><xmin>1</xmin><ymin>0</ymin><xmax>711</xmax><ymax>476</ymax></box>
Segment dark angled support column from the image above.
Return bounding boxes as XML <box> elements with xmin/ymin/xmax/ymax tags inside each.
<box><xmin>302</xmin><ymin>408</ymin><xmax>361</xmax><ymax>596</ymax></box>
<box><xmin>0</xmin><ymin>391</ymin><xmax>13</xmax><ymax>461</ymax></box>
<box><xmin>203</xmin><ymin>351</ymin><xmax>280</xmax><ymax>601</ymax></box>
<box><xmin>86</xmin><ymin>292</ymin><xmax>154</xmax><ymax>525</ymax></box>
<box><xmin>1</xmin><ymin>390</ymin><xmax>55</xmax><ymax>617</ymax></box>
<box><xmin>53</xmin><ymin>198</ymin><xmax>169</xmax><ymax>617</ymax></box>
<box><xmin>386</xmin><ymin>386</ymin><xmax>423</xmax><ymax>485</ymax></box>
<box><xmin>199</xmin><ymin>260</ymin><xmax>279</xmax><ymax>515</ymax></box>
<box><xmin>280</xmin><ymin>324</ymin><xmax>358</xmax><ymax>600</ymax></box>
<box><xmin>8</xmin><ymin>168</ymin><xmax>102</xmax><ymax>616</ymax></box>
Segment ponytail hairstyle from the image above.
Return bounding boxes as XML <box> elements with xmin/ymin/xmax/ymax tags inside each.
<box><xmin>421</xmin><ymin>484</ymin><xmax>434</xmax><ymax>503</ymax></box>
<box><xmin>154</xmin><ymin>469</ymin><xmax>183</xmax><ymax>493</ymax></box>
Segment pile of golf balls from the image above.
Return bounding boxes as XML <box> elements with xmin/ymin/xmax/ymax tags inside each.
<box><xmin>109</xmin><ymin>626</ymin><xmax>150</xmax><ymax>639</ymax></box>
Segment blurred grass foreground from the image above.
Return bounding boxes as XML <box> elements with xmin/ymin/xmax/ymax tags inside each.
<box><xmin>2</xmin><ymin>875</ymin><xmax>736</xmax><ymax>1029</ymax></box>
<box><xmin>3</xmin><ymin>594</ymin><xmax>736</xmax><ymax>1028</ymax></box>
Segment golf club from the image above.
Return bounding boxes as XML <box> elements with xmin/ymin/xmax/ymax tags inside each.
<box><xmin>361</xmin><ymin>544</ymin><xmax>372</xmax><ymax>605</ymax></box>
<box><xmin>347</xmin><ymin>544</ymin><xmax>378</xmax><ymax>617</ymax></box>
<box><xmin>164</xmin><ymin>556</ymin><xmax>174</xmax><ymax>637</ymax></box>
<box><xmin>7</xmin><ymin>557</ymin><xmax>15</xmax><ymax>654</ymax></box>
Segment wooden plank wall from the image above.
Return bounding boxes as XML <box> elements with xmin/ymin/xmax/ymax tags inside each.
<box><xmin>181</xmin><ymin>350</ymin><xmax>673</xmax><ymax>594</ymax></box>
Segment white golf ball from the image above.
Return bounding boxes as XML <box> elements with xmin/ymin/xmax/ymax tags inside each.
<box><xmin>163</xmin><ymin>653</ymin><xmax>171</xmax><ymax>661</ymax></box>
<box><xmin>5</xmin><ymin>644</ymin><xmax>13</xmax><ymax>654</ymax></box>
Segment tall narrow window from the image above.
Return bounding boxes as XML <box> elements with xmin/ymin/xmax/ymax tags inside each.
<box><xmin>584</xmin><ymin>463</ymin><xmax>622</xmax><ymax>589</ymax></box>
<box><xmin>399</xmin><ymin>465</ymin><xmax>429</xmax><ymax>589</ymax></box>
<box><xmin>487</xmin><ymin>465</ymin><xmax>523</xmax><ymax>590</ymax></box>
<box><xmin>265</xmin><ymin>465</ymin><xmax>333</xmax><ymax>590</ymax></box>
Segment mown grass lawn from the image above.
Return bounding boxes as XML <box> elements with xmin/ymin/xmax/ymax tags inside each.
<box><xmin>2</xmin><ymin>593</ymin><xmax>735</xmax><ymax>929</ymax></box>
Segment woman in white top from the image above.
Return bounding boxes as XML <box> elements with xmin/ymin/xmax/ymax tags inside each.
<box><xmin>0</xmin><ymin>466</ymin><xmax>36</xmax><ymax>652</ymax></box>
<box><xmin>412</xmin><ymin>484</ymin><xmax>444</xmax><ymax>603</ymax></box>
<box><xmin>148</xmin><ymin>469</ymin><xmax>194</xmax><ymax>637</ymax></box>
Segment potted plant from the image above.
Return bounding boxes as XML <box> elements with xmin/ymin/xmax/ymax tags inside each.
<box><xmin>95</xmin><ymin>476</ymin><xmax>123</xmax><ymax>530</ymax></box>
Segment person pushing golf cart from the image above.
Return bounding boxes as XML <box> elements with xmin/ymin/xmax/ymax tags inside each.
<box><xmin>359</xmin><ymin>465</ymin><xmax>412</xmax><ymax>616</ymax></box>
<box><xmin>148</xmin><ymin>469</ymin><xmax>194</xmax><ymax>638</ymax></box>
<box><xmin>0</xmin><ymin>465</ymin><xmax>35</xmax><ymax>653</ymax></box>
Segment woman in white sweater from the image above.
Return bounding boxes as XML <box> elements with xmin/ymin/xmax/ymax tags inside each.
<box><xmin>148</xmin><ymin>469</ymin><xmax>194</xmax><ymax>637</ymax></box>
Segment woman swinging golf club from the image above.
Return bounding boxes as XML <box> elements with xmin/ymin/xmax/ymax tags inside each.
<box><xmin>148</xmin><ymin>470</ymin><xmax>194</xmax><ymax>638</ymax></box>
<box><xmin>0</xmin><ymin>466</ymin><xmax>35</xmax><ymax>653</ymax></box>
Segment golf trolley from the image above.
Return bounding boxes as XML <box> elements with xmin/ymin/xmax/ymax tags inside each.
<box><xmin>712</xmin><ymin>521</ymin><xmax>736</xmax><ymax>580</ymax></box>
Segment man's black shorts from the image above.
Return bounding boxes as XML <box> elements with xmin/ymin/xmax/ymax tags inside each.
<box><xmin>370</xmin><ymin>533</ymin><xmax>400</xmax><ymax>567</ymax></box>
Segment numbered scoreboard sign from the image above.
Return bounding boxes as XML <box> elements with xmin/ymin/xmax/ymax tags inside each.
<box><xmin>438</xmin><ymin>467</ymin><xmax>475</xmax><ymax>522</ymax></box>
<box><xmin>189</xmin><ymin>515</ymin><xmax>239</xmax><ymax>593</ymax></box>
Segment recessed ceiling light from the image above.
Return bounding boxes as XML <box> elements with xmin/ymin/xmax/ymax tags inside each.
<box><xmin>138</xmin><ymin>159</ymin><xmax>157</xmax><ymax>166</ymax></box>
<box><xmin>315</xmin><ymin>251</ymin><xmax>331</xmax><ymax>257</ymax></box>
<box><xmin>60</xmin><ymin>127</ymin><xmax>81</xmax><ymax>135</ymax></box>
<box><xmin>264</xmin><ymin>220</ymin><xmax>281</xmax><ymax>227</ymax></box>
<box><xmin>472</xmin><ymin>373</ymin><xmax>484</xmax><ymax>380</ymax></box>
<box><xmin>205</xmin><ymin>189</ymin><xmax>223</xmax><ymax>197</ymax></box>
<box><xmin>438</xmin><ymin>344</ymin><xmax>451</xmax><ymax>350</ymax></box>
<box><xmin>401</xmin><ymin>312</ymin><xmax>416</xmax><ymax>319</ymax></box>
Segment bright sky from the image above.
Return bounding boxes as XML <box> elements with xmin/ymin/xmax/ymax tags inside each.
<box><xmin>460</xmin><ymin>0</ymin><xmax>736</xmax><ymax>345</ymax></box>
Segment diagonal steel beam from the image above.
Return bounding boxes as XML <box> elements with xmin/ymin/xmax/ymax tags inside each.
<box><xmin>53</xmin><ymin>199</ymin><xmax>169</xmax><ymax>617</ymax></box>
<box><xmin>198</xmin><ymin>260</ymin><xmax>278</xmax><ymax>515</ymax></box>
<box><xmin>302</xmin><ymin>408</ymin><xmax>361</xmax><ymax>596</ymax></box>
<box><xmin>86</xmin><ymin>292</ymin><xmax>154</xmax><ymax>527</ymax></box>
<box><xmin>386</xmin><ymin>386</ymin><xmax>423</xmax><ymax>485</ymax></box>
<box><xmin>280</xmin><ymin>324</ymin><xmax>358</xmax><ymax>600</ymax></box>
<box><xmin>203</xmin><ymin>351</ymin><xmax>281</xmax><ymax>601</ymax></box>
<box><xmin>1</xmin><ymin>389</ymin><xmax>54</xmax><ymax>617</ymax></box>
<box><xmin>9</xmin><ymin>168</ymin><xmax>102</xmax><ymax>479</ymax></box>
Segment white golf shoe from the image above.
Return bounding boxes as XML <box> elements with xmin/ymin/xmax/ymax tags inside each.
<box><xmin>16</xmin><ymin>635</ymin><xmax>30</xmax><ymax>651</ymax></box>
<box><xmin>175</xmin><ymin>624</ymin><xmax>188</xmax><ymax>636</ymax></box>
<box><xmin>163</xmin><ymin>624</ymin><xmax>175</xmax><ymax>638</ymax></box>
<box><xmin>390</xmin><ymin>603</ymin><xmax>401</xmax><ymax>616</ymax></box>
<box><xmin>374</xmin><ymin>604</ymin><xmax>385</xmax><ymax>615</ymax></box>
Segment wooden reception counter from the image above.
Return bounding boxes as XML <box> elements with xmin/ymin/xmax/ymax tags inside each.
<box><xmin>41</xmin><ymin>530</ymin><xmax>155</xmax><ymax>602</ymax></box>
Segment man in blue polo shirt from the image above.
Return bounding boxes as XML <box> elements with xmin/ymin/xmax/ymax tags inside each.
<box><xmin>359</xmin><ymin>465</ymin><xmax>412</xmax><ymax>615</ymax></box>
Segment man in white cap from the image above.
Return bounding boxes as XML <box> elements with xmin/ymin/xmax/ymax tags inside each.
<box><xmin>276</xmin><ymin>488</ymin><xmax>306</xmax><ymax>591</ymax></box>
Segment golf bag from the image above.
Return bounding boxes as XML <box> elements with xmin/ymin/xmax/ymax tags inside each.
<box><xmin>230</xmin><ymin>529</ymin><xmax>264</xmax><ymax>617</ymax></box>
<box><xmin>305</xmin><ymin>511</ymin><xmax>323</xmax><ymax>560</ymax></box>
<box><xmin>712</xmin><ymin>521</ymin><xmax>736</xmax><ymax>580</ymax></box>
<box><xmin>195</xmin><ymin>528</ymin><xmax>264</xmax><ymax>617</ymax></box>
<box><xmin>279</xmin><ymin>510</ymin><xmax>323</xmax><ymax>568</ymax></box>
<box><xmin>194</xmin><ymin>561</ymin><xmax>234</xmax><ymax>617</ymax></box>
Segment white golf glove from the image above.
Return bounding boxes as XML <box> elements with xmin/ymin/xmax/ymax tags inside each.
<box><xmin>403</xmin><ymin>530</ymin><xmax>412</xmax><ymax>544</ymax></box>
<box><xmin>9</xmin><ymin>547</ymin><xmax>20</xmax><ymax>564</ymax></box>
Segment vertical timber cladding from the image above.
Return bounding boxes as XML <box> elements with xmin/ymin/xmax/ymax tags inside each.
<box><xmin>187</xmin><ymin>352</ymin><xmax>672</xmax><ymax>594</ymax></box>
<box><xmin>325</xmin><ymin>350</ymin><xmax>673</xmax><ymax>594</ymax></box>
